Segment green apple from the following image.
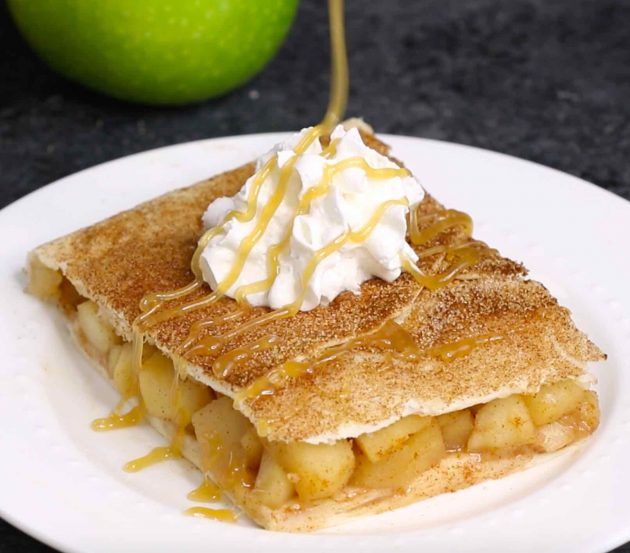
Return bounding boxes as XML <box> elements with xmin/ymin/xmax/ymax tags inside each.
<box><xmin>7</xmin><ymin>0</ymin><xmax>299</xmax><ymax>105</ymax></box>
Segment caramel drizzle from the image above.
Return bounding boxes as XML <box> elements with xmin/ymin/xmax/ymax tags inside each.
<box><xmin>409</xmin><ymin>208</ymin><xmax>473</xmax><ymax>246</ymax></box>
<box><xmin>123</xmin><ymin>391</ymin><xmax>188</xmax><ymax>473</ymax></box>
<box><xmin>184</xmin><ymin>507</ymin><xmax>237</xmax><ymax>523</ymax></box>
<box><xmin>90</xmin><ymin>348</ymin><xmax>191</xmax><ymax>473</ymax></box>
<box><xmin>197</xmin><ymin>431</ymin><xmax>255</xmax><ymax>491</ymax></box>
<box><xmin>402</xmin><ymin>242</ymin><xmax>487</xmax><ymax>291</ymax></box>
<box><xmin>233</xmin><ymin>158</ymin><xmax>410</xmax><ymax>304</ymax></box>
<box><xmin>187</xmin><ymin>477</ymin><xmax>222</xmax><ymax>502</ymax></box>
<box><xmin>238</xmin><ymin>326</ymin><xmax>505</xmax><ymax>405</ymax></box>
<box><xmin>91</xmin><ymin>401</ymin><xmax>144</xmax><ymax>431</ymax></box>
<box><xmin>402</xmin><ymin>205</ymin><xmax>489</xmax><ymax>290</ymax></box>
<box><xmin>235</xmin><ymin>320</ymin><xmax>420</xmax><ymax>403</ymax></box>
<box><xmin>90</xmin><ymin>333</ymin><xmax>146</xmax><ymax>431</ymax></box>
<box><xmin>429</xmin><ymin>334</ymin><xmax>504</xmax><ymax>362</ymax></box>
<box><xmin>123</xmin><ymin>445</ymin><xmax>181</xmax><ymax>473</ymax></box>
<box><xmin>212</xmin><ymin>335</ymin><xmax>279</xmax><ymax>378</ymax></box>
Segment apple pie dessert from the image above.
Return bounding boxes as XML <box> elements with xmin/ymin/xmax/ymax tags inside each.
<box><xmin>27</xmin><ymin>124</ymin><xmax>604</xmax><ymax>531</ymax></box>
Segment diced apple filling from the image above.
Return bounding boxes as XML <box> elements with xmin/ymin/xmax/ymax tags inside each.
<box><xmin>27</xmin><ymin>258</ymin><xmax>62</xmax><ymax>299</ymax></box>
<box><xmin>523</xmin><ymin>379</ymin><xmax>586</xmax><ymax>426</ymax></box>
<box><xmin>437</xmin><ymin>409</ymin><xmax>474</xmax><ymax>451</ymax></box>
<box><xmin>267</xmin><ymin>439</ymin><xmax>355</xmax><ymax>502</ymax></box>
<box><xmin>351</xmin><ymin>420</ymin><xmax>445</xmax><ymax>489</ymax></box>
<box><xmin>109</xmin><ymin>343</ymin><xmax>137</xmax><ymax>398</ymax></box>
<box><xmin>33</xmin><ymin>276</ymin><xmax>600</xmax><ymax>510</ymax></box>
<box><xmin>254</xmin><ymin>450</ymin><xmax>295</xmax><ymax>508</ymax></box>
<box><xmin>76</xmin><ymin>300</ymin><xmax>121</xmax><ymax>354</ymax></box>
<box><xmin>356</xmin><ymin>414</ymin><xmax>431</xmax><ymax>462</ymax></box>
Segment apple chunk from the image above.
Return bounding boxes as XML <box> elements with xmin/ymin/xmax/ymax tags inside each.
<box><xmin>468</xmin><ymin>395</ymin><xmax>535</xmax><ymax>452</ymax></box>
<box><xmin>253</xmin><ymin>449</ymin><xmax>295</xmax><ymax>508</ymax></box>
<box><xmin>76</xmin><ymin>300</ymin><xmax>119</xmax><ymax>354</ymax></box>
<box><xmin>241</xmin><ymin>427</ymin><xmax>264</xmax><ymax>470</ymax></box>
<box><xmin>192</xmin><ymin>397</ymin><xmax>256</xmax><ymax>488</ymax></box>
<box><xmin>138</xmin><ymin>350</ymin><xmax>176</xmax><ymax>419</ymax></box>
<box><xmin>523</xmin><ymin>380</ymin><xmax>585</xmax><ymax>426</ymax></box>
<box><xmin>577</xmin><ymin>390</ymin><xmax>600</xmax><ymax>433</ymax></box>
<box><xmin>534</xmin><ymin>421</ymin><xmax>576</xmax><ymax>453</ymax></box>
<box><xmin>351</xmin><ymin>420</ymin><xmax>446</xmax><ymax>489</ymax></box>
<box><xmin>28</xmin><ymin>258</ymin><xmax>62</xmax><ymax>299</ymax></box>
<box><xmin>534</xmin><ymin>390</ymin><xmax>600</xmax><ymax>452</ymax></box>
<box><xmin>175</xmin><ymin>378</ymin><xmax>213</xmax><ymax>425</ymax></box>
<box><xmin>110</xmin><ymin>343</ymin><xmax>137</xmax><ymax>398</ymax></box>
<box><xmin>437</xmin><ymin>409</ymin><xmax>474</xmax><ymax>451</ymax></box>
<box><xmin>356</xmin><ymin>414</ymin><xmax>432</xmax><ymax>462</ymax></box>
<box><xmin>269</xmin><ymin>439</ymin><xmax>355</xmax><ymax>502</ymax></box>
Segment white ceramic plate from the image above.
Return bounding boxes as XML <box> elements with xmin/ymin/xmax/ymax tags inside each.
<box><xmin>1</xmin><ymin>134</ymin><xmax>629</xmax><ymax>553</ymax></box>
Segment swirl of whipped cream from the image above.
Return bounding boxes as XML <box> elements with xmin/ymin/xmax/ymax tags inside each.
<box><xmin>199</xmin><ymin>125</ymin><xmax>424</xmax><ymax>311</ymax></box>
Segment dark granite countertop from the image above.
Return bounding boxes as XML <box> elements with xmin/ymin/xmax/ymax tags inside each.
<box><xmin>1</xmin><ymin>0</ymin><xmax>629</xmax><ymax>551</ymax></box>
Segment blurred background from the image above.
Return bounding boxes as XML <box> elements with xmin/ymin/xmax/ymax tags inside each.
<box><xmin>1</xmin><ymin>0</ymin><xmax>629</xmax><ymax>550</ymax></box>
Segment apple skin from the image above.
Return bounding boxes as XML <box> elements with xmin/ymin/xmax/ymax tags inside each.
<box><xmin>7</xmin><ymin>0</ymin><xmax>299</xmax><ymax>105</ymax></box>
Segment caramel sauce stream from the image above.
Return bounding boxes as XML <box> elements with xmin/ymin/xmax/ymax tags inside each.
<box><xmin>321</xmin><ymin>0</ymin><xmax>348</xmax><ymax>132</ymax></box>
<box><xmin>130</xmin><ymin>0</ymin><xmax>352</xmax><ymax>336</ymax></box>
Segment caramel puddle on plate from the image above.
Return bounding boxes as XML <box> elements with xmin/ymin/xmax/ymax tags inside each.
<box><xmin>184</xmin><ymin>506</ymin><xmax>238</xmax><ymax>523</ymax></box>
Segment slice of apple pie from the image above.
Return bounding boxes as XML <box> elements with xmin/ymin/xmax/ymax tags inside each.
<box><xmin>27</xmin><ymin>127</ymin><xmax>604</xmax><ymax>531</ymax></box>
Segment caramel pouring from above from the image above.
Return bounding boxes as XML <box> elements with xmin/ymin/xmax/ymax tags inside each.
<box><xmin>130</xmin><ymin>0</ymin><xmax>351</xmax><ymax>340</ymax></box>
<box><xmin>320</xmin><ymin>0</ymin><xmax>348</xmax><ymax>133</ymax></box>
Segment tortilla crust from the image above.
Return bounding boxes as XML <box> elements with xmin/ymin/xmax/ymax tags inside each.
<box><xmin>29</xmin><ymin>133</ymin><xmax>605</xmax><ymax>443</ymax></box>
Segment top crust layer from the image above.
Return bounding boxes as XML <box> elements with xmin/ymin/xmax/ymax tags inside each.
<box><xmin>31</xmin><ymin>134</ymin><xmax>605</xmax><ymax>443</ymax></box>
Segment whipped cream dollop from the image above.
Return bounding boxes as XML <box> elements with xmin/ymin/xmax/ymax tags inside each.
<box><xmin>199</xmin><ymin>125</ymin><xmax>424</xmax><ymax>311</ymax></box>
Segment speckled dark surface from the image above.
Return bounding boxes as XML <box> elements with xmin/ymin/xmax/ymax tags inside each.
<box><xmin>1</xmin><ymin>0</ymin><xmax>629</xmax><ymax>551</ymax></box>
